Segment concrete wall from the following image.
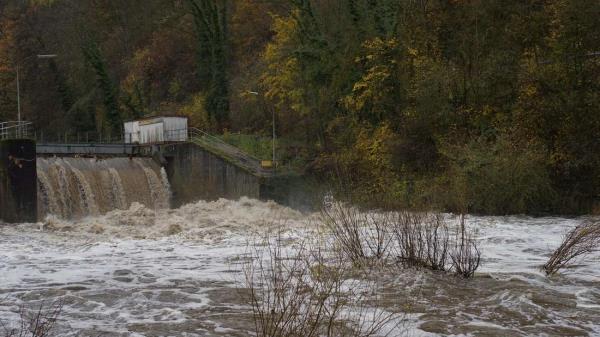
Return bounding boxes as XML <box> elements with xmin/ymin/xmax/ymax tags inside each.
<box><xmin>158</xmin><ymin>143</ymin><xmax>322</xmax><ymax>210</ymax></box>
<box><xmin>260</xmin><ymin>174</ymin><xmax>323</xmax><ymax>212</ymax></box>
<box><xmin>0</xmin><ymin>139</ymin><xmax>37</xmax><ymax>223</ymax></box>
<box><xmin>160</xmin><ymin>143</ymin><xmax>261</xmax><ymax>207</ymax></box>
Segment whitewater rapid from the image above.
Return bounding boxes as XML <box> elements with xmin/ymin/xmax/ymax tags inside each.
<box><xmin>0</xmin><ymin>198</ymin><xmax>599</xmax><ymax>336</ymax></box>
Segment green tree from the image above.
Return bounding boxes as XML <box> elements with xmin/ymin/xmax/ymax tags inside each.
<box><xmin>188</xmin><ymin>0</ymin><xmax>229</xmax><ymax>130</ymax></box>
<box><xmin>82</xmin><ymin>39</ymin><xmax>121</xmax><ymax>134</ymax></box>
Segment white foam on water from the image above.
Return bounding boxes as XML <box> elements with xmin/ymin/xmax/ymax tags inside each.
<box><xmin>159</xmin><ymin>166</ymin><xmax>172</xmax><ymax>206</ymax></box>
<box><xmin>1</xmin><ymin>200</ymin><xmax>599</xmax><ymax>336</ymax></box>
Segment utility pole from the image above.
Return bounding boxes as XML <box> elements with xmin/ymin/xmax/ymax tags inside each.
<box><xmin>16</xmin><ymin>65</ymin><xmax>20</xmax><ymax>122</ymax></box>
<box><xmin>272</xmin><ymin>105</ymin><xmax>276</xmax><ymax>172</ymax></box>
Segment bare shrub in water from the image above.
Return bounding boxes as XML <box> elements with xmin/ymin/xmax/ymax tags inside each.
<box><xmin>322</xmin><ymin>201</ymin><xmax>480</xmax><ymax>278</ymax></box>
<box><xmin>450</xmin><ymin>215</ymin><xmax>481</xmax><ymax>278</ymax></box>
<box><xmin>242</xmin><ymin>233</ymin><xmax>403</xmax><ymax>337</ymax></box>
<box><xmin>391</xmin><ymin>212</ymin><xmax>425</xmax><ymax>268</ymax></box>
<box><xmin>0</xmin><ymin>301</ymin><xmax>62</xmax><ymax>337</ymax></box>
<box><xmin>424</xmin><ymin>214</ymin><xmax>451</xmax><ymax>271</ymax></box>
<box><xmin>321</xmin><ymin>201</ymin><xmax>393</xmax><ymax>265</ymax></box>
<box><xmin>543</xmin><ymin>221</ymin><xmax>600</xmax><ymax>276</ymax></box>
<box><xmin>391</xmin><ymin>212</ymin><xmax>450</xmax><ymax>271</ymax></box>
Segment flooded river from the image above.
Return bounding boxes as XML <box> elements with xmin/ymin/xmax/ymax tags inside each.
<box><xmin>1</xmin><ymin>198</ymin><xmax>599</xmax><ymax>336</ymax></box>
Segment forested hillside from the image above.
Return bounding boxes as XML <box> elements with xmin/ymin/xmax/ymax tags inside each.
<box><xmin>1</xmin><ymin>0</ymin><xmax>599</xmax><ymax>214</ymax></box>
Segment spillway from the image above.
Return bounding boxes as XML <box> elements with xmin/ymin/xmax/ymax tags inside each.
<box><xmin>36</xmin><ymin>157</ymin><xmax>171</xmax><ymax>219</ymax></box>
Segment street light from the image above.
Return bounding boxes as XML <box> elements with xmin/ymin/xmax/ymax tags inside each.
<box><xmin>248</xmin><ymin>90</ymin><xmax>275</xmax><ymax>170</ymax></box>
<box><xmin>16</xmin><ymin>54</ymin><xmax>58</xmax><ymax>122</ymax></box>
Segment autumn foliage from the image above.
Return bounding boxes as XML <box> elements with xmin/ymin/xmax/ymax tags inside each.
<box><xmin>1</xmin><ymin>0</ymin><xmax>599</xmax><ymax>214</ymax></box>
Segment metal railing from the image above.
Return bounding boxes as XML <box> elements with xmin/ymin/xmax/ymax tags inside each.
<box><xmin>188</xmin><ymin>127</ymin><xmax>269</xmax><ymax>174</ymax></box>
<box><xmin>0</xmin><ymin>122</ymin><xmax>273</xmax><ymax>173</ymax></box>
<box><xmin>0</xmin><ymin>121</ymin><xmax>33</xmax><ymax>140</ymax></box>
<box><xmin>35</xmin><ymin>131</ymin><xmax>125</xmax><ymax>144</ymax></box>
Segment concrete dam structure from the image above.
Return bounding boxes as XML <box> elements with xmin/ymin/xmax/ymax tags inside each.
<box><xmin>159</xmin><ymin>143</ymin><xmax>261</xmax><ymax>207</ymax></box>
<box><xmin>0</xmin><ymin>139</ymin><xmax>37</xmax><ymax>223</ymax></box>
<box><xmin>32</xmin><ymin>144</ymin><xmax>272</xmax><ymax>221</ymax></box>
<box><xmin>0</xmin><ymin>119</ymin><xmax>303</xmax><ymax>223</ymax></box>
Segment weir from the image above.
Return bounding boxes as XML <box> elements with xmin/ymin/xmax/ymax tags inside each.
<box><xmin>36</xmin><ymin>157</ymin><xmax>170</xmax><ymax>219</ymax></box>
<box><xmin>1</xmin><ymin>119</ymin><xmax>302</xmax><ymax>223</ymax></box>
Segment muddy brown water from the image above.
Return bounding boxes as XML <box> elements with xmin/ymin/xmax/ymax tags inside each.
<box><xmin>0</xmin><ymin>199</ymin><xmax>598</xmax><ymax>336</ymax></box>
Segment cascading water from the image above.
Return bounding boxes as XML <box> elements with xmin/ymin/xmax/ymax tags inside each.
<box><xmin>55</xmin><ymin>163</ymin><xmax>74</xmax><ymax>218</ymax></box>
<box><xmin>108</xmin><ymin>168</ymin><xmax>127</xmax><ymax>210</ymax></box>
<box><xmin>66</xmin><ymin>161</ymin><xmax>100</xmax><ymax>216</ymax></box>
<box><xmin>136</xmin><ymin>159</ymin><xmax>171</xmax><ymax>210</ymax></box>
<box><xmin>36</xmin><ymin>157</ymin><xmax>171</xmax><ymax>219</ymax></box>
<box><xmin>37</xmin><ymin>170</ymin><xmax>59</xmax><ymax>217</ymax></box>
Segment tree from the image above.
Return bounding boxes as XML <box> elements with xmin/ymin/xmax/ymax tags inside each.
<box><xmin>82</xmin><ymin>38</ymin><xmax>121</xmax><ymax>134</ymax></box>
<box><xmin>188</xmin><ymin>0</ymin><xmax>229</xmax><ymax>130</ymax></box>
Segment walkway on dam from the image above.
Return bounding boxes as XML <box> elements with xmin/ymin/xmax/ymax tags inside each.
<box><xmin>37</xmin><ymin>143</ymin><xmax>136</xmax><ymax>155</ymax></box>
<box><xmin>187</xmin><ymin>128</ymin><xmax>273</xmax><ymax>176</ymax></box>
<box><xmin>35</xmin><ymin>128</ymin><xmax>274</xmax><ymax>177</ymax></box>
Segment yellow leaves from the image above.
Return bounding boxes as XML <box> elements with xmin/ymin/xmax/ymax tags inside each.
<box><xmin>260</xmin><ymin>14</ymin><xmax>306</xmax><ymax>116</ymax></box>
<box><xmin>350</xmin><ymin>123</ymin><xmax>399</xmax><ymax>194</ymax></box>
<box><xmin>523</xmin><ymin>83</ymin><xmax>538</xmax><ymax>97</ymax></box>
<box><xmin>343</xmin><ymin>38</ymin><xmax>401</xmax><ymax>119</ymax></box>
<box><xmin>177</xmin><ymin>93</ymin><xmax>212</xmax><ymax>130</ymax></box>
<box><xmin>361</xmin><ymin>37</ymin><xmax>399</xmax><ymax>55</ymax></box>
<box><xmin>407</xmin><ymin>47</ymin><xmax>418</xmax><ymax>57</ymax></box>
<box><xmin>263</xmin><ymin>14</ymin><xmax>299</xmax><ymax>64</ymax></box>
<box><xmin>345</xmin><ymin>67</ymin><xmax>393</xmax><ymax>113</ymax></box>
<box><xmin>356</xmin><ymin>124</ymin><xmax>395</xmax><ymax>162</ymax></box>
<box><xmin>481</xmin><ymin>105</ymin><xmax>495</xmax><ymax>117</ymax></box>
<box><xmin>131</xmin><ymin>48</ymin><xmax>152</xmax><ymax>69</ymax></box>
<box><xmin>262</xmin><ymin>56</ymin><xmax>304</xmax><ymax>112</ymax></box>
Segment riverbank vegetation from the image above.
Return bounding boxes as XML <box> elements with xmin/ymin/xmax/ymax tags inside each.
<box><xmin>240</xmin><ymin>206</ymin><xmax>480</xmax><ymax>336</ymax></box>
<box><xmin>322</xmin><ymin>202</ymin><xmax>480</xmax><ymax>277</ymax></box>
<box><xmin>1</xmin><ymin>0</ymin><xmax>599</xmax><ymax>214</ymax></box>
<box><xmin>544</xmin><ymin>220</ymin><xmax>600</xmax><ymax>276</ymax></box>
<box><xmin>242</xmin><ymin>233</ymin><xmax>403</xmax><ymax>337</ymax></box>
<box><xmin>0</xmin><ymin>301</ymin><xmax>62</xmax><ymax>337</ymax></box>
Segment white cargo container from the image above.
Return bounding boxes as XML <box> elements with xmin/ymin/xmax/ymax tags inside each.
<box><xmin>124</xmin><ymin>116</ymin><xmax>188</xmax><ymax>144</ymax></box>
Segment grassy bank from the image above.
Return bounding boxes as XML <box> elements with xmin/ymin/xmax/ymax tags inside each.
<box><xmin>220</xmin><ymin>133</ymin><xmax>308</xmax><ymax>174</ymax></box>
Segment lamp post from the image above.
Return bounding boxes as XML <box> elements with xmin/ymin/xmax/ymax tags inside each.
<box><xmin>248</xmin><ymin>91</ymin><xmax>275</xmax><ymax>170</ymax></box>
<box><xmin>16</xmin><ymin>54</ymin><xmax>58</xmax><ymax>122</ymax></box>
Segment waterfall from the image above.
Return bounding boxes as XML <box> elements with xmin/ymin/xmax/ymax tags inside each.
<box><xmin>136</xmin><ymin>159</ymin><xmax>170</xmax><ymax>210</ymax></box>
<box><xmin>160</xmin><ymin>167</ymin><xmax>172</xmax><ymax>206</ymax></box>
<box><xmin>37</xmin><ymin>170</ymin><xmax>60</xmax><ymax>216</ymax></box>
<box><xmin>37</xmin><ymin>157</ymin><xmax>171</xmax><ymax>219</ymax></box>
<box><xmin>66</xmin><ymin>162</ymin><xmax>100</xmax><ymax>216</ymax></box>
<box><xmin>37</xmin><ymin>176</ymin><xmax>49</xmax><ymax>217</ymax></box>
<box><xmin>55</xmin><ymin>162</ymin><xmax>73</xmax><ymax>218</ymax></box>
<box><xmin>108</xmin><ymin>168</ymin><xmax>127</xmax><ymax>210</ymax></box>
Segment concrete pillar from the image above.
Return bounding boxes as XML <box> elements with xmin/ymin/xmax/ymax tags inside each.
<box><xmin>0</xmin><ymin>139</ymin><xmax>37</xmax><ymax>223</ymax></box>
